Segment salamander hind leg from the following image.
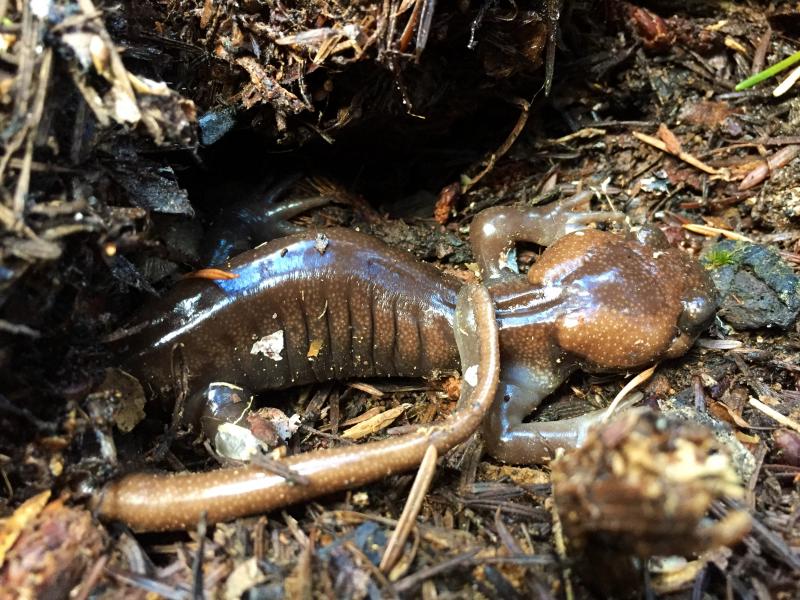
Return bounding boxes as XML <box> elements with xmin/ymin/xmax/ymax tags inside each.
<box><xmin>483</xmin><ymin>363</ymin><xmax>624</xmax><ymax>464</ymax></box>
<box><xmin>191</xmin><ymin>382</ymin><xmax>254</xmax><ymax>439</ymax></box>
<box><xmin>469</xmin><ymin>190</ymin><xmax>625</xmax><ymax>280</ymax></box>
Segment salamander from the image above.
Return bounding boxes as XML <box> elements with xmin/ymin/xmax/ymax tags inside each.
<box><xmin>95</xmin><ymin>191</ymin><xmax>716</xmax><ymax>531</ymax></box>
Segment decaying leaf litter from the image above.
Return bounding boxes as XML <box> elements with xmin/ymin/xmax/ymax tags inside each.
<box><xmin>0</xmin><ymin>0</ymin><xmax>799</xmax><ymax>597</ymax></box>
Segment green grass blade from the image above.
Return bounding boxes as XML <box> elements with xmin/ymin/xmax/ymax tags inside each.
<box><xmin>735</xmin><ymin>50</ymin><xmax>800</xmax><ymax>91</ymax></box>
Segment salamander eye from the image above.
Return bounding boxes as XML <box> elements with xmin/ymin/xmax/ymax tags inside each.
<box><xmin>633</xmin><ymin>225</ymin><xmax>670</xmax><ymax>250</ymax></box>
<box><xmin>678</xmin><ymin>292</ymin><xmax>716</xmax><ymax>335</ymax></box>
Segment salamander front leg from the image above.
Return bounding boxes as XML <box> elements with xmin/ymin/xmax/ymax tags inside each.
<box><xmin>470</xmin><ymin>190</ymin><xmax>625</xmax><ymax>279</ymax></box>
<box><xmin>483</xmin><ymin>364</ymin><xmax>625</xmax><ymax>464</ymax></box>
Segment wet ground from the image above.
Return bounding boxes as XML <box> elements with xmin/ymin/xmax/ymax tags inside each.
<box><xmin>0</xmin><ymin>1</ymin><xmax>798</xmax><ymax>598</ymax></box>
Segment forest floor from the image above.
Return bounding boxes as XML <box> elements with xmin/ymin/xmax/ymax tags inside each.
<box><xmin>0</xmin><ymin>1</ymin><xmax>798</xmax><ymax>598</ymax></box>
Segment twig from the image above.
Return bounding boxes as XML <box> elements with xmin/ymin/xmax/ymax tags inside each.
<box><xmin>461</xmin><ymin>97</ymin><xmax>530</xmax><ymax>193</ymax></box>
<box><xmin>393</xmin><ymin>548</ymin><xmax>481</xmax><ymax>593</ymax></box>
<box><xmin>250</xmin><ymin>452</ymin><xmax>311</xmax><ymax>486</ymax></box>
<box><xmin>751</xmin><ymin>26</ymin><xmax>772</xmax><ymax>76</ymax></box>
<box><xmin>544</xmin><ymin>0</ymin><xmax>559</xmax><ymax>96</ymax></box>
<box><xmin>748</xmin><ymin>397</ymin><xmax>800</xmax><ymax>434</ymax></box>
<box><xmin>0</xmin><ymin>319</ymin><xmax>40</xmax><ymax>337</ymax></box>
<box><xmin>415</xmin><ymin>0</ymin><xmax>435</xmax><ymax>60</ymax></box>
<box><xmin>632</xmin><ymin>131</ymin><xmax>726</xmax><ymax>177</ymax></box>
<box><xmin>0</xmin><ymin>393</ymin><xmax>57</xmax><ymax>433</ymax></box>
<box><xmin>695</xmin><ymin>338</ymin><xmax>743</xmax><ymax>351</ymax></box>
<box><xmin>682</xmin><ymin>223</ymin><xmax>754</xmax><ymax>242</ymax></box>
<box><xmin>380</xmin><ymin>444</ymin><xmax>437</xmax><ymax>573</ymax></box>
<box><xmin>12</xmin><ymin>47</ymin><xmax>51</xmax><ymax>216</ymax></box>
<box><xmin>0</xmin><ymin>1</ymin><xmax>34</xmax><ymax>193</ymax></box>
<box><xmin>549</xmin><ymin>127</ymin><xmax>606</xmax><ymax>145</ymax></box>
<box><xmin>773</xmin><ymin>64</ymin><xmax>800</xmax><ymax>97</ymax></box>
<box><xmin>345</xmin><ymin>541</ymin><xmax>400</xmax><ymax>599</ymax></box>
<box><xmin>602</xmin><ymin>364</ymin><xmax>656</xmax><ymax>422</ymax></box>
<box><xmin>739</xmin><ymin>145</ymin><xmax>800</xmax><ymax>190</ymax></box>
<box><xmin>550</xmin><ymin>449</ymin><xmax>574</xmax><ymax>600</ymax></box>
<box><xmin>191</xmin><ymin>514</ymin><xmax>207</xmax><ymax>599</ymax></box>
<box><xmin>72</xmin><ymin>554</ymin><xmax>109</xmax><ymax>600</ymax></box>
<box><xmin>397</xmin><ymin>0</ymin><xmax>422</xmax><ymax>54</ymax></box>
<box><xmin>104</xmin><ymin>568</ymin><xmax>188</xmax><ymax>600</ymax></box>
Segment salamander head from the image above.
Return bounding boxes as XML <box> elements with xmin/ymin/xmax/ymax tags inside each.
<box><xmin>526</xmin><ymin>226</ymin><xmax>717</xmax><ymax>371</ymax></box>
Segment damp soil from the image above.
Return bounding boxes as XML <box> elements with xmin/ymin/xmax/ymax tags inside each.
<box><xmin>0</xmin><ymin>1</ymin><xmax>799</xmax><ymax>598</ymax></box>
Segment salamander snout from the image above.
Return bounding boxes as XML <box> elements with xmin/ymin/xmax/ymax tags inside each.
<box><xmin>678</xmin><ymin>288</ymin><xmax>717</xmax><ymax>336</ymax></box>
<box><xmin>664</xmin><ymin>262</ymin><xmax>718</xmax><ymax>358</ymax></box>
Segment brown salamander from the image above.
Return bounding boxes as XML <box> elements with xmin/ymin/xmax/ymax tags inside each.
<box><xmin>96</xmin><ymin>192</ymin><xmax>716</xmax><ymax>531</ymax></box>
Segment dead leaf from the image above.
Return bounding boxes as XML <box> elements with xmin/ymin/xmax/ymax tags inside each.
<box><xmin>734</xmin><ymin>431</ymin><xmax>760</xmax><ymax>445</ymax></box>
<box><xmin>347</xmin><ymin>382</ymin><xmax>384</xmax><ymax>397</ymax></box>
<box><xmin>91</xmin><ymin>368</ymin><xmax>146</xmax><ymax>433</ymax></box>
<box><xmin>434</xmin><ymin>182</ymin><xmax>460</xmax><ymax>225</ymax></box>
<box><xmin>678</xmin><ymin>100</ymin><xmax>736</xmax><ymax>128</ymax></box>
<box><xmin>185</xmin><ymin>268</ymin><xmax>240</xmax><ymax>280</ymax></box>
<box><xmin>307</xmin><ymin>339</ymin><xmax>323</xmax><ymax>358</ymax></box>
<box><xmin>700</xmin><ymin>215</ymin><xmax>734</xmax><ymax>230</ymax></box>
<box><xmin>658</xmin><ymin>123</ymin><xmax>682</xmax><ymax>154</ymax></box>
<box><xmin>0</xmin><ymin>491</ymin><xmax>51</xmax><ymax>568</ymax></box>
<box><xmin>342</xmin><ymin>404</ymin><xmax>412</xmax><ymax>440</ymax></box>
<box><xmin>224</xmin><ymin>557</ymin><xmax>268</xmax><ymax>600</ymax></box>
<box><xmin>708</xmin><ymin>400</ymin><xmax>751</xmax><ymax>428</ymax></box>
<box><xmin>320</xmin><ymin>406</ymin><xmax>384</xmax><ymax>432</ymax></box>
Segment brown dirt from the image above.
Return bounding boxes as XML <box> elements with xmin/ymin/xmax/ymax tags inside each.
<box><xmin>0</xmin><ymin>1</ymin><xmax>798</xmax><ymax>598</ymax></box>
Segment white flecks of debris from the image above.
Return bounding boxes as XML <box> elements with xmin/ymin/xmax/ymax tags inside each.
<box><xmin>258</xmin><ymin>407</ymin><xmax>302</xmax><ymax>442</ymax></box>
<box><xmin>464</xmin><ymin>364</ymin><xmax>478</xmax><ymax>387</ymax></box>
<box><xmin>60</xmin><ymin>33</ymin><xmax>94</xmax><ymax>70</ymax></box>
<box><xmin>251</xmin><ymin>330</ymin><xmax>284</xmax><ymax>361</ymax></box>
<box><xmin>213</xmin><ymin>409</ymin><xmax>302</xmax><ymax>461</ymax></box>
<box><xmin>214</xmin><ymin>422</ymin><xmax>264</xmax><ymax>461</ymax></box>
<box><xmin>499</xmin><ymin>247</ymin><xmax>518</xmax><ymax>275</ymax></box>
<box><xmin>113</xmin><ymin>92</ymin><xmax>141</xmax><ymax>123</ymax></box>
<box><xmin>30</xmin><ymin>0</ymin><xmax>52</xmax><ymax>19</ymax></box>
<box><xmin>315</xmin><ymin>232</ymin><xmax>329</xmax><ymax>254</ymax></box>
<box><xmin>639</xmin><ymin>170</ymin><xmax>670</xmax><ymax>194</ymax></box>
